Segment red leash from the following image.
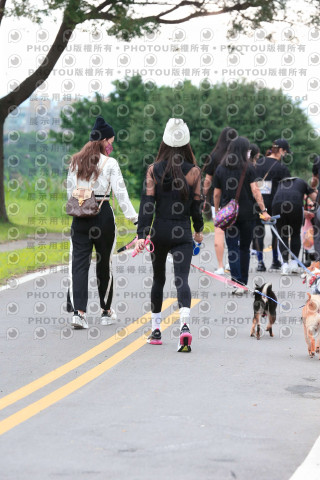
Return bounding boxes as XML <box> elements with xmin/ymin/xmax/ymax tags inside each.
<box><xmin>190</xmin><ymin>264</ymin><xmax>248</xmax><ymax>290</ymax></box>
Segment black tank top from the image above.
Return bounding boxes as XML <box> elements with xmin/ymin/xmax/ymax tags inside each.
<box><xmin>152</xmin><ymin>160</ymin><xmax>196</xmax><ymax>222</ymax></box>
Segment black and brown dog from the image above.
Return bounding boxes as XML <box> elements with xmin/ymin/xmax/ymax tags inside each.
<box><xmin>251</xmin><ymin>283</ymin><xmax>277</xmax><ymax>340</ymax></box>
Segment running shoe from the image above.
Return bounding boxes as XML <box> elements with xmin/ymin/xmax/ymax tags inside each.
<box><xmin>177</xmin><ymin>323</ymin><xmax>192</xmax><ymax>352</ymax></box>
<box><xmin>256</xmin><ymin>261</ymin><xmax>266</xmax><ymax>272</ymax></box>
<box><xmin>71</xmin><ymin>311</ymin><xmax>88</xmax><ymax>329</ymax></box>
<box><xmin>147</xmin><ymin>328</ymin><xmax>162</xmax><ymax>345</ymax></box>
<box><xmin>232</xmin><ymin>287</ymin><xmax>244</xmax><ymax>296</ymax></box>
<box><xmin>270</xmin><ymin>260</ymin><xmax>282</xmax><ymax>270</ymax></box>
<box><xmin>214</xmin><ymin>267</ymin><xmax>225</xmax><ymax>275</ymax></box>
<box><xmin>281</xmin><ymin>262</ymin><xmax>290</xmax><ymax>275</ymax></box>
<box><xmin>101</xmin><ymin>308</ymin><xmax>117</xmax><ymax>325</ymax></box>
<box><xmin>225</xmin><ymin>263</ymin><xmax>230</xmax><ymax>272</ymax></box>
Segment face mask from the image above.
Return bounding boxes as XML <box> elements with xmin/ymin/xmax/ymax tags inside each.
<box><xmin>247</xmin><ymin>150</ymin><xmax>251</xmax><ymax>160</ymax></box>
<box><xmin>105</xmin><ymin>142</ymin><xmax>113</xmax><ymax>156</ymax></box>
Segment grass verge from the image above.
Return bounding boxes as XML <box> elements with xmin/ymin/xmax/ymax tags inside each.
<box><xmin>1</xmin><ymin>195</ymin><xmax>140</xmax><ymax>244</ymax></box>
<box><xmin>0</xmin><ymin>242</ymin><xmax>70</xmax><ymax>285</ymax></box>
<box><xmin>0</xmin><ymin>232</ymin><xmax>136</xmax><ymax>285</ymax></box>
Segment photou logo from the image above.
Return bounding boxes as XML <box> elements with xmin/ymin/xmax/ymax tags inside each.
<box><xmin>200</xmin><ymin>28</ymin><xmax>214</xmax><ymax>41</ymax></box>
<box><xmin>88</xmin><ymin>327</ymin><xmax>101</xmax><ymax>340</ymax></box>
<box><xmin>225</xmin><ymin>326</ymin><xmax>238</xmax><ymax>339</ymax></box>
<box><xmin>199</xmin><ymin>326</ymin><xmax>211</xmax><ymax>339</ymax></box>
<box><xmin>8</xmin><ymin>30</ymin><xmax>22</xmax><ymax>42</ymax></box>
<box><xmin>7</xmin><ymin>328</ymin><xmax>19</xmax><ymax>340</ymax></box>
<box><xmin>60</xmin><ymin>327</ymin><xmax>73</xmax><ymax>340</ymax></box>
<box><xmin>34</xmin><ymin>327</ymin><xmax>47</xmax><ymax>340</ymax></box>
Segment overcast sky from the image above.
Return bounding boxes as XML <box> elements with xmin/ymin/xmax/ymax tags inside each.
<box><xmin>1</xmin><ymin>0</ymin><xmax>320</xmax><ymax>129</ymax></box>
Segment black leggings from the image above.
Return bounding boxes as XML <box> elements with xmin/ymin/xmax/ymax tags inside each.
<box><xmin>272</xmin><ymin>203</ymin><xmax>303</xmax><ymax>263</ymax></box>
<box><xmin>67</xmin><ymin>201</ymin><xmax>116</xmax><ymax>313</ymax></box>
<box><xmin>253</xmin><ymin>216</ymin><xmax>278</xmax><ymax>253</ymax></box>
<box><xmin>150</xmin><ymin>219</ymin><xmax>193</xmax><ymax>313</ymax></box>
<box><xmin>253</xmin><ymin>197</ymin><xmax>278</xmax><ymax>254</ymax></box>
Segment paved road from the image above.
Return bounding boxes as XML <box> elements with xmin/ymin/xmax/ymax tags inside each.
<box><xmin>0</xmin><ymin>232</ymin><xmax>70</xmax><ymax>252</ymax></box>
<box><xmin>0</xmin><ymin>233</ymin><xmax>320</xmax><ymax>480</ymax></box>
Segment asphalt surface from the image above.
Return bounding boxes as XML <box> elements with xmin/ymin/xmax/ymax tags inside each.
<box><xmin>0</xmin><ymin>232</ymin><xmax>70</xmax><ymax>252</ymax></box>
<box><xmin>0</xmin><ymin>231</ymin><xmax>320</xmax><ymax>480</ymax></box>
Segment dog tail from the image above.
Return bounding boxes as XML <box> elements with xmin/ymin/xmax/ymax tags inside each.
<box><xmin>264</xmin><ymin>283</ymin><xmax>277</xmax><ymax>299</ymax></box>
<box><xmin>262</xmin><ymin>283</ymin><xmax>278</xmax><ymax>315</ymax></box>
<box><xmin>262</xmin><ymin>283</ymin><xmax>272</xmax><ymax>298</ymax></box>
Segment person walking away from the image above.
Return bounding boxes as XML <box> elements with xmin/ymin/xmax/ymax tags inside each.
<box><xmin>67</xmin><ymin>116</ymin><xmax>138</xmax><ymax>329</ymax></box>
<box><xmin>254</xmin><ymin>139</ymin><xmax>292</xmax><ymax>271</ymax></box>
<box><xmin>202</xmin><ymin>127</ymin><xmax>238</xmax><ymax>274</ymax></box>
<box><xmin>134</xmin><ymin>118</ymin><xmax>204</xmax><ymax>352</ymax></box>
<box><xmin>310</xmin><ymin>154</ymin><xmax>320</xmax><ymax>260</ymax></box>
<box><xmin>249</xmin><ymin>144</ymin><xmax>262</xmax><ymax>259</ymax></box>
<box><xmin>272</xmin><ymin>177</ymin><xmax>317</xmax><ymax>274</ymax></box>
<box><xmin>213</xmin><ymin>137</ymin><xmax>271</xmax><ymax>295</ymax></box>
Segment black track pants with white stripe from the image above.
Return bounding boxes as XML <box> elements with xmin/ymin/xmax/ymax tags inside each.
<box><xmin>67</xmin><ymin>202</ymin><xmax>116</xmax><ymax>313</ymax></box>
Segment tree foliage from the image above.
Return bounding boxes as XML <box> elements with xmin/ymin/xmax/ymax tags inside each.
<box><xmin>1</xmin><ymin>0</ymin><xmax>320</xmax><ymax>221</ymax></box>
<box><xmin>55</xmin><ymin>75</ymin><xmax>320</xmax><ymax>196</ymax></box>
<box><xmin>4</xmin><ymin>0</ymin><xmax>307</xmax><ymax>40</ymax></box>
<box><xmin>4</xmin><ymin>131</ymin><xmax>64</xmax><ymax>178</ymax></box>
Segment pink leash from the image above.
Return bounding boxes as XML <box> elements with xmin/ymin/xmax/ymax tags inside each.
<box><xmin>132</xmin><ymin>235</ymin><xmax>154</xmax><ymax>257</ymax></box>
<box><xmin>190</xmin><ymin>264</ymin><xmax>248</xmax><ymax>290</ymax></box>
<box><xmin>117</xmin><ymin>236</ymin><xmax>137</xmax><ymax>253</ymax></box>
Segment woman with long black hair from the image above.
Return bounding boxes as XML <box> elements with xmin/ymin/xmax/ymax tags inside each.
<box><xmin>66</xmin><ymin>116</ymin><xmax>138</xmax><ymax>329</ymax></box>
<box><xmin>202</xmin><ymin>127</ymin><xmax>238</xmax><ymax>274</ymax></box>
<box><xmin>213</xmin><ymin>137</ymin><xmax>271</xmax><ymax>294</ymax></box>
<box><xmin>134</xmin><ymin>118</ymin><xmax>203</xmax><ymax>352</ymax></box>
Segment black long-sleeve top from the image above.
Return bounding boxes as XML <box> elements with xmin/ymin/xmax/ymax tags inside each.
<box><xmin>137</xmin><ymin>160</ymin><xmax>204</xmax><ymax>239</ymax></box>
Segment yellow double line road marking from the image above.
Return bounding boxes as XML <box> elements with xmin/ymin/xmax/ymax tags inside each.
<box><xmin>0</xmin><ymin>299</ymin><xmax>200</xmax><ymax>436</ymax></box>
<box><xmin>0</xmin><ymin>298</ymin><xmax>176</xmax><ymax>411</ymax></box>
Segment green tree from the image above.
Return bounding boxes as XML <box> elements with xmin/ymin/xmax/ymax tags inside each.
<box><xmin>57</xmin><ymin>75</ymin><xmax>320</xmax><ymax>197</ymax></box>
<box><xmin>4</xmin><ymin>131</ymin><xmax>64</xmax><ymax>179</ymax></box>
<box><xmin>1</xmin><ymin>0</ymin><xmax>320</xmax><ymax>221</ymax></box>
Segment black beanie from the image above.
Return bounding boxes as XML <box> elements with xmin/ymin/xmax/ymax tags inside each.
<box><xmin>90</xmin><ymin>116</ymin><xmax>115</xmax><ymax>141</ymax></box>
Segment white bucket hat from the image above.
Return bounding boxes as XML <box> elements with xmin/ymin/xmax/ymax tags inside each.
<box><xmin>162</xmin><ymin>118</ymin><xmax>190</xmax><ymax>147</ymax></box>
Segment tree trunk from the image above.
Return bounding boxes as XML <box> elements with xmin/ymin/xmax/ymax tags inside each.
<box><xmin>0</xmin><ymin>20</ymin><xmax>75</xmax><ymax>112</ymax></box>
<box><xmin>0</xmin><ymin>118</ymin><xmax>8</xmax><ymax>222</ymax></box>
<box><xmin>0</xmin><ymin>19</ymin><xmax>76</xmax><ymax>224</ymax></box>
<box><xmin>0</xmin><ymin>0</ymin><xmax>7</xmax><ymax>26</ymax></box>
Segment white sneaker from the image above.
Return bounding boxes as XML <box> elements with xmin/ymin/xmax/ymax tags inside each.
<box><xmin>225</xmin><ymin>263</ymin><xmax>230</xmax><ymax>272</ymax></box>
<box><xmin>289</xmin><ymin>260</ymin><xmax>299</xmax><ymax>274</ymax></box>
<box><xmin>232</xmin><ymin>287</ymin><xmax>244</xmax><ymax>296</ymax></box>
<box><xmin>281</xmin><ymin>262</ymin><xmax>290</xmax><ymax>275</ymax></box>
<box><xmin>214</xmin><ymin>267</ymin><xmax>225</xmax><ymax>275</ymax></box>
<box><xmin>71</xmin><ymin>311</ymin><xmax>88</xmax><ymax>329</ymax></box>
<box><xmin>101</xmin><ymin>308</ymin><xmax>117</xmax><ymax>325</ymax></box>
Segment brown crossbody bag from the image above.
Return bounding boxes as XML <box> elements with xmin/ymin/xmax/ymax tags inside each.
<box><xmin>66</xmin><ymin>157</ymin><xmax>108</xmax><ymax>217</ymax></box>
